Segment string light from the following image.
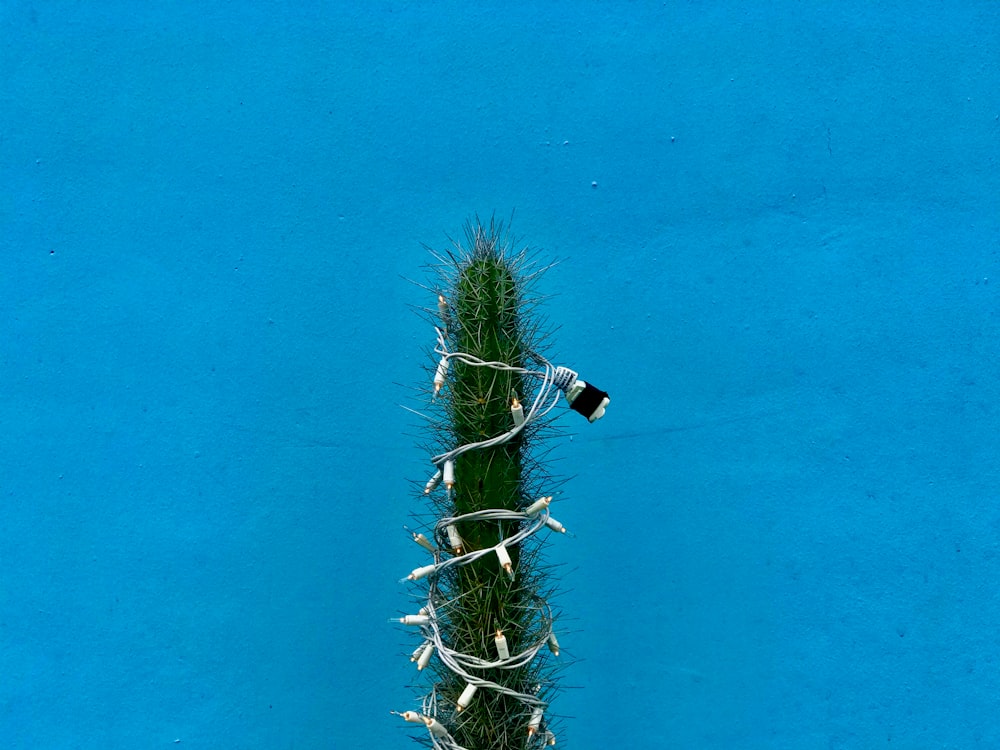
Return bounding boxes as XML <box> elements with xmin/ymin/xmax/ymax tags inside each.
<box><xmin>433</xmin><ymin>356</ymin><xmax>450</xmax><ymax>396</ymax></box>
<box><xmin>544</xmin><ymin>516</ymin><xmax>567</xmax><ymax>534</ymax></box>
<box><xmin>438</xmin><ymin>294</ymin><xmax>450</xmax><ymax>328</ymax></box>
<box><xmin>445</xmin><ymin>524</ymin><xmax>463</xmax><ymax>555</ymax></box>
<box><xmin>442</xmin><ymin>458</ymin><xmax>455</xmax><ymax>491</ymax></box>
<box><xmin>494</xmin><ymin>630</ymin><xmax>510</xmax><ymax>660</ymax></box>
<box><xmin>406</xmin><ymin>563</ymin><xmax>437</xmax><ymax>582</ymax></box>
<box><xmin>391</xmin><ymin>311</ymin><xmax>611</xmax><ymax>748</ymax></box>
<box><xmin>395</xmin><ymin>613</ymin><xmax>430</xmax><ymax>626</ymax></box>
<box><xmin>391</xmin><ymin>519</ymin><xmax>563</xmax><ymax>744</ymax></box>
<box><xmin>411</xmin><ymin>531</ymin><xmax>435</xmax><ymax>553</ymax></box>
<box><xmin>393</xmin><ymin>710</ymin><xmax>424</xmax><ymax>725</ymax></box>
<box><xmin>524</xmin><ymin>495</ymin><xmax>552</xmax><ymax>516</ymax></box>
<box><xmin>411</xmin><ymin>642</ymin><xmax>429</xmax><ymax>663</ymax></box>
<box><xmin>424</xmin><ymin>468</ymin><xmax>442</xmax><ymax>494</ymax></box>
<box><xmin>527</xmin><ymin>705</ymin><xmax>544</xmax><ymax>736</ymax></box>
<box><xmin>494</xmin><ymin>543</ymin><xmax>514</xmax><ymax>578</ymax></box>
<box><xmin>416</xmin><ymin>643</ymin><xmax>434</xmax><ymax>671</ymax></box>
<box><xmin>455</xmin><ymin>682</ymin><xmax>478</xmax><ymax>712</ymax></box>
<box><xmin>393</xmin><ymin>709</ymin><xmax>452</xmax><ymax>739</ymax></box>
<box><xmin>424</xmin><ymin>715</ymin><xmax>448</xmax><ymax>738</ymax></box>
<box><xmin>427</xmin><ymin>327</ymin><xmax>610</xmax><ymax>470</ymax></box>
<box><xmin>510</xmin><ymin>397</ymin><xmax>525</xmax><ymax>427</ymax></box>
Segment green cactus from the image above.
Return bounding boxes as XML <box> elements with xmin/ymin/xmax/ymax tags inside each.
<box><xmin>395</xmin><ymin>217</ymin><xmax>608</xmax><ymax>750</ymax></box>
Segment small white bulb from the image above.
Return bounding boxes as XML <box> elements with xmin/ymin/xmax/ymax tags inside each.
<box><xmin>433</xmin><ymin>356</ymin><xmax>449</xmax><ymax>395</ymax></box>
<box><xmin>410</xmin><ymin>642</ymin><xmax>428</xmax><ymax>662</ymax></box>
<box><xmin>412</xmin><ymin>532</ymin><xmax>435</xmax><ymax>552</ymax></box>
<box><xmin>527</xmin><ymin>706</ymin><xmax>544</xmax><ymax>735</ymax></box>
<box><xmin>437</xmin><ymin>294</ymin><xmax>450</xmax><ymax>325</ymax></box>
<box><xmin>494</xmin><ymin>630</ymin><xmax>510</xmax><ymax>660</ymax></box>
<box><xmin>544</xmin><ymin>516</ymin><xmax>566</xmax><ymax>534</ymax></box>
<box><xmin>525</xmin><ymin>495</ymin><xmax>552</xmax><ymax>516</ymax></box>
<box><xmin>416</xmin><ymin>643</ymin><xmax>434</xmax><ymax>670</ymax></box>
<box><xmin>495</xmin><ymin>543</ymin><xmax>514</xmax><ymax>578</ymax></box>
<box><xmin>446</xmin><ymin>524</ymin><xmax>464</xmax><ymax>554</ymax></box>
<box><xmin>397</xmin><ymin>710</ymin><xmax>424</xmax><ymax>725</ymax></box>
<box><xmin>398</xmin><ymin>614</ymin><xmax>430</xmax><ymax>626</ymax></box>
<box><xmin>443</xmin><ymin>459</ymin><xmax>455</xmax><ymax>490</ymax></box>
<box><xmin>547</xmin><ymin>631</ymin><xmax>560</xmax><ymax>656</ymax></box>
<box><xmin>423</xmin><ymin>716</ymin><xmax>448</xmax><ymax>737</ymax></box>
<box><xmin>424</xmin><ymin>468</ymin><xmax>442</xmax><ymax>494</ymax></box>
<box><xmin>456</xmin><ymin>682</ymin><xmax>478</xmax><ymax>711</ymax></box>
<box><xmin>407</xmin><ymin>563</ymin><xmax>436</xmax><ymax>581</ymax></box>
<box><xmin>511</xmin><ymin>397</ymin><xmax>525</xmax><ymax>427</ymax></box>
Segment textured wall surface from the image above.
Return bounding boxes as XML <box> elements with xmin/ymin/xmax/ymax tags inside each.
<box><xmin>2</xmin><ymin>2</ymin><xmax>998</xmax><ymax>748</ymax></box>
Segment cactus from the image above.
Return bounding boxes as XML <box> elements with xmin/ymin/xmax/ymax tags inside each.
<box><xmin>393</xmin><ymin>218</ymin><xmax>609</xmax><ymax>750</ymax></box>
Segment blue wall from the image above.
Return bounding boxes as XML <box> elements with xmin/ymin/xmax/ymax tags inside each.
<box><xmin>2</xmin><ymin>2</ymin><xmax>998</xmax><ymax>747</ymax></box>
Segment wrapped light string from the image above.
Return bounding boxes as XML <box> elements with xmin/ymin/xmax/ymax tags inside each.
<box><xmin>394</xmin><ymin>504</ymin><xmax>566</xmax><ymax>684</ymax></box>
<box><xmin>393</xmin><ymin>520</ymin><xmax>569</xmax><ymax>746</ymax></box>
<box><xmin>392</xmin><ymin>586</ymin><xmax>557</xmax><ymax>749</ymax></box>
<box><xmin>398</xmin><ymin>506</ymin><xmax>567</xmax><ymax>582</ymax></box>
<box><xmin>426</xmin><ymin>327</ymin><xmax>594</xmax><ymax>470</ymax></box>
<box><xmin>391</xmin><ymin>333</ymin><xmax>580</xmax><ymax>747</ymax></box>
<box><xmin>392</xmin><ymin>231</ymin><xmax>610</xmax><ymax>750</ymax></box>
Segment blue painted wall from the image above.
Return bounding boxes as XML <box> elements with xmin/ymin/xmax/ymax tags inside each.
<box><xmin>2</xmin><ymin>2</ymin><xmax>998</xmax><ymax>747</ymax></box>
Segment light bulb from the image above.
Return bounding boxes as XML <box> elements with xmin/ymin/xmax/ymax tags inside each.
<box><xmin>406</xmin><ymin>563</ymin><xmax>436</xmax><ymax>581</ymax></box>
<box><xmin>412</xmin><ymin>532</ymin><xmax>435</xmax><ymax>552</ymax></box>
<box><xmin>416</xmin><ymin>643</ymin><xmax>434</xmax><ymax>671</ymax></box>
<box><xmin>410</xmin><ymin>642</ymin><xmax>428</xmax><ymax>662</ymax></box>
<box><xmin>396</xmin><ymin>614</ymin><xmax>430</xmax><ymax>626</ymax></box>
<box><xmin>527</xmin><ymin>706</ymin><xmax>544</xmax><ymax>735</ymax></box>
<box><xmin>494</xmin><ymin>630</ymin><xmax>510</xmax><ymax>660</ymax></box>
<box><xmin>511</xmin><ymin>397</ymin><xmax>525</xmax><ymax>427</ymax></box>
<box><xmin>394</xmin><ymin>710</ymin><xmax>424</xmax><ymax>725</ymax></box>
<box><xmin>456</xmin><ymin>682</ymin><xmax>478</xmax><ymax>711</ymax></box>
<box><xmin>423</xmin><ymin>468</ymin><xmax>442</xmax><ymax>494</ymax></box>
<box><xmin>547</xmin><ymin>631</ymin><xmax>560</xmax><ymax>656</ymax></box>
<box><xmin>446</xmin><ymin>524</ymin><xmax>463</xmax><ymax>554</ymax></box>
<box><xmin>437</xmin><ymin>294</ymin><xmax>449</xmax><ymax>326</ymax></box>
<box><xmin>495</xmin><ymin>543</ymin><xmax>514</xmax><ymax>578</ymax></box>
<box><xmin>433</xmin><ymin>356</ymin><xmax>449</xmax><ymax>395</ymax></box>
<box><xmin>423</xmin><ymin>716</ymin><xmax>448</xmax><ymax>737</ymax></box>
<box><xmin>525</xmin><ymin>495</ymin><xmax>552</xmax><ymax>516</ymax></box>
